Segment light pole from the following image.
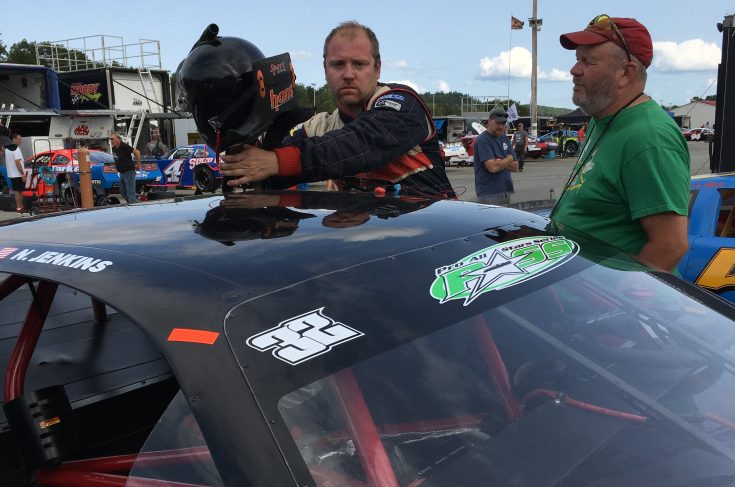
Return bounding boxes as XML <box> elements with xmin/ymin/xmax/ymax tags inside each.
<box><xmin>310</xmin><ymin>83</ymin><xmax>317</xmax><ymax>108</ymax></box>
<box><xmin>529</xmin><ymin>0</ymin><xmax>542</xmax><ymax>137</ymax></box>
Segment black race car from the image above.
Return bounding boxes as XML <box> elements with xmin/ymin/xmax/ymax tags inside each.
<box><xmin>2</xmin><ymin>190</ymin><xmax>735</xmax><ymax>487</ymax></box>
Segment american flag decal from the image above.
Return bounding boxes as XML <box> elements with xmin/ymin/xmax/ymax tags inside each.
<box><xmin>0</xmin><ymin>247</ymin><xmax>17</xmax><ymax>259</ymax></box>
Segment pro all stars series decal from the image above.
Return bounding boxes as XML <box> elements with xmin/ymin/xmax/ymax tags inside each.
<box><xmin>430</xmin><ymin>236</ymin><xmax>578</xmax><ymax>306</ymax></box>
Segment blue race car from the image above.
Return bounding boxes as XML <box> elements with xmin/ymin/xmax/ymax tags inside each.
<box><xmin>4</xmin><ymin>149</ymin><xmax>163</xmax><ymax>205</ymax></box>
<box><xmin>680</xmin><ymin>173</ymin><xmax>735</xmax><ymax>302</ymax></box>
<box><xmin>145</xmin><ymin>144</ymin><xmax>222</xmax><ymax>193</ymax></box>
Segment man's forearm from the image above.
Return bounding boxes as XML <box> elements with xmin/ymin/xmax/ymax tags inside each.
<box><xmin>638</xmin><ymin>213</ymin><xmax>688</xmax><ymax>272</ymax></box>
<box><xmin>484</xmin><ymin>155</ymin><xmax>516</xmax><ymax>173</ymax></box>
<box><xmin>636</xmin><ymin>240</ymin><xmax>687</xmax><ymax>272</ymax></box>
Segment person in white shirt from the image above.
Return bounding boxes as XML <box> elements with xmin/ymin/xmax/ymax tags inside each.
<box><xmin>4</xmin><ymin>132</ymin><xmax>25</xmax><ymax>213</ymax></box>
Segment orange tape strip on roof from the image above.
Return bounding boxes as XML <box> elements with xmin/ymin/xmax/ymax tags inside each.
<box><xmin>167</xmin><ymin>328</ymin><xmax>220</xmax><ymax>345</ymax></box>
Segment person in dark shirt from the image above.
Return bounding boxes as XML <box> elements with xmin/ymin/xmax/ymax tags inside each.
<box><xmin>109</xmin><ymin>133</ymin><xmax>141</xmax><ymax>204</ymax></box>
<box><xmin>144</xmin><ymin>128</ymin><xmax>169</xmax><ymax>158</ymax></box>
<box><xmin>473</xmin><ymin>108</ymin><xmax>518</xmax><ymax>206</ymax></box>
<box><xmin>218</xmin><ymin>21</ymin><xmax>455</xmax><ymax>198</ymax></box>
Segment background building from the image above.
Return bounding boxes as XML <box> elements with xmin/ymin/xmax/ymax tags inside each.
<box><xmin>671</xmin><ymin>100</ymin><xmax>716</xmax><ymax>129</ymax></box>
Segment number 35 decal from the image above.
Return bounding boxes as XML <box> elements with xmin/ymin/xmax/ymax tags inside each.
<box><xmin>696</xmin><ymin>248</ymin><xmax>735</xmax><ymax>291</ymax></box>
<box><xmin>246</xmin><ymin>308</ymin><xmax>363</xmax><ymax>365</ymax></box>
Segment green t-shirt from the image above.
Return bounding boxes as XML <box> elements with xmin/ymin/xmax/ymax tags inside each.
<box><xmin>550</xmin><ymin>99</ymin><xmax>690</xmax><ymax>256</ymax></box>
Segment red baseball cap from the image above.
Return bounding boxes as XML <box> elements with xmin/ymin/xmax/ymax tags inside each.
<box><xmin>560</xmin><ymin>16</ymin><xmax>653</xmax><ymax>67</ymax></box>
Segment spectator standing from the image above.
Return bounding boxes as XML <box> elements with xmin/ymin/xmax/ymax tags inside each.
<box><xmin>512</xmin><ymin>122</ymin><xmax>529</xmax><ymax>172</ymax></box>
<box><xmin>473</xmin><ymin>108</ymin><xmax>518</xmax><ymax>206</ymax></box>
<box><xmin>549</xmin><ymin>15</ymin><xmax>689</xmax><ymax>272</ymax></box>
<box><xmin>109</xmin><ymin>133</ymin><xmax>141</xmax><ymax>204</ymax></box>
<box><xmin>577</xmin><ymin>123</ymin><xmax>587</xmax><ymax>152</ymax></box>
<box><xmin>4</xmin><ymin>132</ymin><xmax>25</xmax><ymax>213</ymax></box>
<box><xmin>217</xmin><ymin>21</ymin><xmax>455</xmax><ymax>198</ymax></box>
<box><xmin>144</xmin><ymin>128</ymin><xmax>169</xmax><ymax>158</ymax></box>
<box><xmin>557</xmin><ymin>123</ymin><xmax>566</xmax><ymax>158</ymax></box>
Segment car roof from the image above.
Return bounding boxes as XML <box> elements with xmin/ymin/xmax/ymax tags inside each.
<box><xmin>691</xmin><ymin>172</ymin><xmax>735</xmax><ymax>182</ymax></box>
<box><xmin>0</xmin><ymin>192</ymin><xmax>547</xmax><ymax>313</ymax></box>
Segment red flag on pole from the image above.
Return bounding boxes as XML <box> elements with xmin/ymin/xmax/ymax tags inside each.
<box><xmin>511</xmin><ymin>16</ymin><xmax>524</xmax><ymax>30</ymax></box>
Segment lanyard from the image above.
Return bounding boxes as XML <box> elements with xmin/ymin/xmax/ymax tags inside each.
<box><xmin>550</xmin><ymin>92</ymin><xmax>645</xmax><ymax>219</ymax></box>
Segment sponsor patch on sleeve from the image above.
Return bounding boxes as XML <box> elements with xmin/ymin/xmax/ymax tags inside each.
<box><xmin>374</xmin><ymin>99</ymin><xmax>403</xmax><ymax>111</ymax></box>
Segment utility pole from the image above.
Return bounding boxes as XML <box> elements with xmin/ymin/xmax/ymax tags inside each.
<box><xmin>528</xmin><ymin>0</ymin><xmax>542</xmax><ymax>137</ymax></box>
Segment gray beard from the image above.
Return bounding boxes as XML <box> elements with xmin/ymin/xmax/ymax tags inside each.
<box><xmin>572</xmin><ymin>79</ymin><xmax>617</xmax><ymax>118</ymax></box>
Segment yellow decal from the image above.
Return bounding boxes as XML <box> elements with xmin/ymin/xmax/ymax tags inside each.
<box><xmin>39</xmin><ymin>416</ymin><xmax>61</xmax><ymax>429</ymax></box>
<box><xmin>695</xmin><ymin>248</ymin><xmax>735</xmax><ymax>290</ymax></box>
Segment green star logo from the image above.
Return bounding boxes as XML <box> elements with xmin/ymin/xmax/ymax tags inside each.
<box><xmin>430</xmin><ymin>236</ymin><xmax>578</xmax><ymax>306</ymax></box>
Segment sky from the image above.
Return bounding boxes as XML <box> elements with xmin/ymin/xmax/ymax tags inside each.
<box><xmin>3</xmin><ymin>0</ymin><xmax>732</xmax><ymax>110</ymax></box>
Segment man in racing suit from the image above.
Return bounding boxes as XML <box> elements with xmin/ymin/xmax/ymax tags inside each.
<box><xmin>219</xmin><ymin>21</ymin><xmax>456</xmax><ymax>198</ymax></box>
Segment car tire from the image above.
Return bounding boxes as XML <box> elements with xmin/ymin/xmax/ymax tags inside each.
<box><xmin>564</xmin><ymin>141</ymin><xmax>578</xmax><ymax>156</ymax></box>
<box><xmin>107</xmin><ymin>196</ymin><xmax>121</xmax><ymax>205</ymax></box>
<box><xmin>146</xmin><ymin>191</ymin><xmax>175</xmax><ymax>201</ymax></box>
<box><xmin>194</xmin><ymin>166</ymin><xmax>218</xmax><ymax>193</ymax></box>
<box><xmin>28</xmin><ymin>205</ymin><xmax>41</xmax><ymax>216</ymax></box>
<box><xmin>60</xmin><ymin>183</ymin><xmax>76</xmax><ymax>206</ymax></box>
<box><xmin>95</xmin><ymin>195</ymin><xmax>109</xmax><ymax>207</ymax></box>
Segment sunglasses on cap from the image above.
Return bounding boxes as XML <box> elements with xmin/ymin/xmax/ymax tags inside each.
<box><xmin>589</xmin><ymin>14</ymin><xmax>632</xmax><ymax>63</ymax></box>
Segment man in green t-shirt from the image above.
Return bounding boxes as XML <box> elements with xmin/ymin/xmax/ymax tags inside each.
<box><xmin>549</xmin><ymin>16</ymin><xmax>689</xmax><ymax>272</ymax></box>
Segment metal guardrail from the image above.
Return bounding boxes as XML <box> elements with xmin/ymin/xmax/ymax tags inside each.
<box><xmin>35</xmin><ymin>35</ymin><xmax>162</xmax><ymax>72</ymax></box>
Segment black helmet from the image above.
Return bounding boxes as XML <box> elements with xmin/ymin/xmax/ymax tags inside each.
<box><xmin>178</xmin><ymin>24</ymin><xmax>299</xmax><ymax>150</ymax></box>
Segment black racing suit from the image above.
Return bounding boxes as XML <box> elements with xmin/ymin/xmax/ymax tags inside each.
<box><xmin>273</xmin><ymin>83</ymin><xmax>456</xmax><ymax>198</ymax></box>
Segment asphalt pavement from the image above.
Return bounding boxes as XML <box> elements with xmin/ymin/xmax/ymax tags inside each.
<box><xmin>0</xmin><ymin>141</ymin><xmax>714</xmax><ymax>222</ymax></box>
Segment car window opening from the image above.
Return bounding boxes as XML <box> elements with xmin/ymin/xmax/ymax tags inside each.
<box><xmin>0</xmin><ymin>273</ymin><xmax>222</xmax><ymax>487</ymax></box>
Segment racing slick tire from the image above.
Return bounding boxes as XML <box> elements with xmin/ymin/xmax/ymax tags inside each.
<box><xmin>60</xmin><ymin>183</ymin><xmax>76</xmax><ymax>206</ymax></box>
<box><xmin>146</xmin><ymin>191</ymin><xmax>176</xmax><ymax>201</ymax></box>
<box><xmin>94</xmin><ymin>195</ymin><xmax>109</xmax><ymax>207</ymax></box>
<box><xmin>564</xmin><ymin>141</ymin><xmax>578</xmax><ymax>157</ymax></box>
<box><xmin>194</xmin><ymin>166</ymin><xmax>219</xmax><ymax>193</ymax></box>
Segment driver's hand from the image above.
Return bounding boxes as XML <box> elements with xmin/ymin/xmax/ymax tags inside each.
<box><xmin>220</xmin><ymin>145</ymin><xmax>279</xmax><ymax>186</ymax></box>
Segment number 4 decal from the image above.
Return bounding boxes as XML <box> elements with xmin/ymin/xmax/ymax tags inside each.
<box><xmin>162</xmin><ymin>160</ymin><xmax>185</xmax><ymax>184</ymax></box>
<box><xmin>695</xmin><ymin>248</ymin><xmax>735</xmax><ymax>291</ymax></box>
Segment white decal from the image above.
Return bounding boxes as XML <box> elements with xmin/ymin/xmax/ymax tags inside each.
<box><xmin>188</xmin><ymin>157</ymin><xmax>214</xmax><ymax>170</ymax></box>
<box><xmin>374</xmin><ymin>99</ymin><xmax>402</xmax><ymax>111</ymax></box>
<box><xmin>246</xmin><ymin>307</ymin><xmax>363</xmax><ymax>365</ymax></box>
<box><xmin>8</xmin><ymin>248</ymin><xmax>113</xmax><ymax>273</ymax></box>
<box><xmin>163</xmin><ymin>160</ymin><xmax>185</xmax><ymax>184</ymax></box>
<box><xmin>23</xmin><ymin>169</ymin><xmax>39</xmax><ymax>190</ymax></box>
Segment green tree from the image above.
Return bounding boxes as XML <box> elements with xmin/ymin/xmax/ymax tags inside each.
<box><xmin>295</xmin><ymin>83</ymin><xmax>335</xmax><ymax>113</ymax></box>
<box><xmin>0</xmin><ymin>35</ymin><xmax>7</xmax><ymax>62</ymax></box>
<box><xmin>11</xmin><ymin>39</ymin><xmax>103</xmax><ymax>70</ymax></box>
<box><xmin>6</xmin><ymin>39</ymin><xmax>36</xmax><ymax>64</ymax></box>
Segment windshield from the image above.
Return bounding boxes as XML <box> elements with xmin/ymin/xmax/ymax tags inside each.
<box><xmin>274</xmin><ymin>261</ymin><xmax>735</xmax><ymax>486</ymax></box>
